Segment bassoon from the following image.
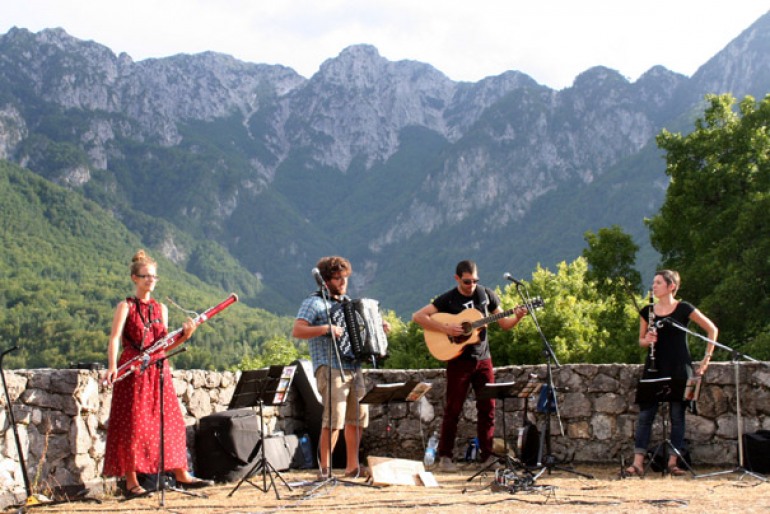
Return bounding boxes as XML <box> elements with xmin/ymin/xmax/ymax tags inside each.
<box><xmin>107</xmin><ymin>293</ymin><xmax>238</xmax><ymax>385</ymax></box>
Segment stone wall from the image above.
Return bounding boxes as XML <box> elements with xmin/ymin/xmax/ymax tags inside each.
<box><xmin>1</xmin><ymin>362</ymin><xmax>768</xmax><ymax>504</ymax></box>
<box><xmin>361</xmin><ymin>362</ymin><xmax>770</xmax><ymax>466</ymax></box>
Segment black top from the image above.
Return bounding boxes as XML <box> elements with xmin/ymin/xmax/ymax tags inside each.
<box><xmin>639</xmin><ymin>301</ymin><xmax>695</xmax><ymax>380</ymax></box>
<box><xmin>432</xmin><ymin>285</ymin><xmax>501</xmax><ymax>361</ymax></box>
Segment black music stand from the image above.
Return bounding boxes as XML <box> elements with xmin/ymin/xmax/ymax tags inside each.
<box><xmin>636</xmin><ymin>376</ymin><xmax>697</xmax><ymax>477</ymax></box>
<box><xmin>467</xmin><ymin>377</ymin><xmax>541</xmax><ymax>482</ymax></box>
<box><xmin>361</xmin><ymin>380</ymin><xmax>432</xmax><ymax>457</ymax></box>
<box><xmin>228</xmin><ymin>365</ymin><xmax>296</xmax><ymax>499</ymax></box>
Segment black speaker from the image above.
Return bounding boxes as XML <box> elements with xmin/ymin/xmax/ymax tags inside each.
<box><xmin>195</xmin><ymin>408</ymin><xmax>260</xmax><ymax>482</ymax></box>
<box><xmin>743</xmin><ymin>430</ymin><xmax>770</xmax><ymax>473</ymax></box>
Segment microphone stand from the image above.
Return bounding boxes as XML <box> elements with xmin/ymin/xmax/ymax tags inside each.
<box><xmin>512</xmin><ymin>284</ymin><xmax>592</xmax><ymax>480</ymax></box>
<box><xmin>659</xmin><ymin>319</ymin><xmax>767</xmax><ymax>482</ymax></box>
<box><xmin>151</xmin><ymin>347</ymin><xmax>208</xmax><ymax>506</ymax></box>
<box><xmin>1</xmin><ymin>347</ymin><xmax>101</xmax><ymax>509</ymax></box>
<box><xmin>1</xmin><ymin>346</ymin><xmax>41</xmax><ymax>507</ymax></box>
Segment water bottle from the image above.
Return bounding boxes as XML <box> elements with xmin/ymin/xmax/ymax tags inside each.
<box><xmin>465</xmin><ymin>437</ymin><xmax>479</xmax><ymax>462</ymax></box>
<box><xmin>424</xmin><ymin>431</ymin><xmax>439</xmax><ymax>466</ymax></box>
<box><xmin>299</xmin><ymin>433</ymin><xmax>314</xmax><ymax>469</ymax></box>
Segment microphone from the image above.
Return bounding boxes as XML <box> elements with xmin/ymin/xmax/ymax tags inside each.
<box><xmin>655</xmin><ymin>318</ymin><xmax>671</xmax><ymax>329</ymax></box>
<box><xmin>503</xmin><ymin>273</ymin><xmax>524</xmax><ymax>287</ymax></box>
<box><xmin>312</xmin><ymin>267</ymin><xmax>326</xmax><ymax>289</ymax></box>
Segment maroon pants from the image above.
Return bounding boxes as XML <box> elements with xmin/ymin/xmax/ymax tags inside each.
<box><xmin>438</xmin><ymin>358</ymin><xmax>495</xmax><ymax>460</ymax></box>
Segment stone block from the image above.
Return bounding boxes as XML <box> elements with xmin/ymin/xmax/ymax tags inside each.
<box><xmin>594</xmin><ymin>392</ymin><xmax>626</xmax><ymax>414</ymax></box>
<box><xmin>590</xmin><ymin>414</ymin><xmax>615</xmax><ymax>440</ymax></box>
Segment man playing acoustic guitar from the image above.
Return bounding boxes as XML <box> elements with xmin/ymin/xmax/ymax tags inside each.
<box><xmin>412</xmin><ymin>260</ymin><xmax>527</xmax><ymax>472</ymax></box>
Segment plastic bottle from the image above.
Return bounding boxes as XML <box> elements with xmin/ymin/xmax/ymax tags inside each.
<box><xmin>424</xmin><ymin>431</ymin><xmax>439</xmax><ymax>466</ymax></box>
<box><xmin>299</xmin><ymin>433</ymin><xmax>314</xmax><ymax>469</ymax></box>
<box><xmin>465</xmin><ymin>437</ymin><xmax>479</xmax><ymax>462</ymax></box>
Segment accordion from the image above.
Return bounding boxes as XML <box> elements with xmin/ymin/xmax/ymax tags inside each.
<box><xmin>330</xmin><ymin>298</ymin><xmax>388</xmax><ymax>364</ymax></box>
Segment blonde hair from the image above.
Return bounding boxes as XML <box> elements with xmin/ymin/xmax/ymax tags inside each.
<box><xmin>130</xmin><ymin>249</ymin><xmax>157</xmax><ymax>276</ymax></box>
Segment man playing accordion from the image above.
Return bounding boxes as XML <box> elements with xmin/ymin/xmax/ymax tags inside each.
<box><xmin>292</xmin><ymin>256</ymin><xmax>390</xmax><ymax>480</ymax></box>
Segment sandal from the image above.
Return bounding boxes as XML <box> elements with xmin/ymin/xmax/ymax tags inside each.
<box><xmin>344</xmin><ymin>466</ymin><xmax>369</xmax><ymax>478</ymax></box>
<box><xmin>622</xmin><ymin>464</ymin><xmax>645</xmax><ymax>478</ymax></box>
<box><xmin>125</xmin><ymin>485</ymin><xmax>151</xmax><ymax>499</ymax></box>
<box><xmin>667</xmin><ymin>465</ymin><xmax>686</xmax><ymax>476</ymax></box>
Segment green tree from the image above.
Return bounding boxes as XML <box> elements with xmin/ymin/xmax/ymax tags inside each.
<box><xmin>236</xmin><ymin>336</ymin><xmax>308</xmax><ymax>370</ymax></box>
<box><xmin>649</xmin><ymin>94</ymin><xmax>770</xmax><ymax>358</ymax></box>
<box><xmin>383</xmin><ymin>311</ymin><xmax>440</xmax><ymax>370</ymax></box>
<box><xmin>490</xmin><ymin>259</ymin><xmax>621</xmax><ymax>365</ymax></box>
<box><xmin>583</xmin><ymin>225</ymin><xmax>642</xmax><ymax>298</ymax></box>
<box><xmin>582</xmin><ymin>226</ymin><xmax>644</xmax><ymax>363</ymax></box>
<box><xmin>385</xmin><ymin>257</ymin><xmax>646</xmax><ymax>369</ymax></box>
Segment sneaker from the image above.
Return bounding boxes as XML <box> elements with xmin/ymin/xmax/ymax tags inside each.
<box><xmin>438</xmin><ymin>457</ymin><xmax>457</xmax><ymax>473</ymax></box>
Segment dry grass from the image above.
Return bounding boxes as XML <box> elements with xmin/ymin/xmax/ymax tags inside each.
<box><xmin>12</xmin><ymin>464</ymin><xmax>770</xmax><ymax>514</ymax></box>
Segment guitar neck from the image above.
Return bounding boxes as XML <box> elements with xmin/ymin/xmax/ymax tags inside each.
<box><xmin>469</xmin><ymin>307</ymin><xmax>519</xmax><ymax>330</ymax></box>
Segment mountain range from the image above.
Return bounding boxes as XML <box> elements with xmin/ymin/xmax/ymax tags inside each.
<box><xmin>1</xmin><ymin>11</ymin><xmax>770</xmax><ymax>317</ymax></box>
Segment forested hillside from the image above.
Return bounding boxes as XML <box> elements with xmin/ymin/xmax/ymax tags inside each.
<box><xmin>0</xmin><ymin>160</ymin><xmax>294</xmax><ymax>370</ymax></box>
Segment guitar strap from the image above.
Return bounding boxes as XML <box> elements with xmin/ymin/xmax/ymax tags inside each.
<box><xmin>478</xmin><ymin>287</ymin><xmax>490</xmax><ymax>317</ymax></box>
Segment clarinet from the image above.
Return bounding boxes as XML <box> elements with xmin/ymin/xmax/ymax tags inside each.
<box><xmin>647</xmin><ymin>288</ymin><xmax>658</xmax><ymax>372</ymax></box>
<box><xmin>106</xmin><ymin>293</ymin><xmax>238</xmax><ymax>386</ymax></box>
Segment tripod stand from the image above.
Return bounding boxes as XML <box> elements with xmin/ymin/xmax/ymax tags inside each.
<box><xmin>228</xmin><ymin>365</ymin><xmax>296</xmax><ymax>499</ymax></box>
<box><xmin>467</xmin><ymin>378</ymin><xmax>540</xmax><ymax>482</ymax></box>
<box><xmin>511</xmin><ymin>283</ymin><xmax>592</xmax><ymax>480</ymax></box>
<box><xmin>636</xmin><ymin>377</ymin><xmax>697</xmax><ymax>477</ymax></box>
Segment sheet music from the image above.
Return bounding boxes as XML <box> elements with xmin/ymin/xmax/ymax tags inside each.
<box><xmin>405</xmin><ymin>382</ymin><xmax>432</xmax><ymax>402</ymax></box>
<box><xmin>272</xmin><ymin>365</ymin><xmax>296</xmax><ymax>405</ymax></box>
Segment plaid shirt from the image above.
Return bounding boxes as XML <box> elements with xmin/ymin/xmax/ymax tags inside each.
<box><xmin>295</xmin><ymin>293</ymin><xmax>358</xmax><ymax>373</ymax></box>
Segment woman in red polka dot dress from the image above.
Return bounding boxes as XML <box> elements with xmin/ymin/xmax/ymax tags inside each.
<box><xmin>103</xmin><ymin>250</ymin><xmax>211</xmax><ymax>497</ymax></box>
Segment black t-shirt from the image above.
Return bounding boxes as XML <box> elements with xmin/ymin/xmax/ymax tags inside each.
<box><xmin>432</xmin><ymin>286</ymin><xmax>501</xmax><ymax>361</ymax></box>
<box><xmin>639</xmin><ymin>301</ymin><xmax>695</xmax><ymax>380</ymax></box>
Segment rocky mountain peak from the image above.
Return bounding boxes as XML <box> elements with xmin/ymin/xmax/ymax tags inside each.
<box><xmin>2</xmin><ymin>13</ymin><xmax>770</xmax><ymax>314</ymax></box>
<box><xmin>691</xmin><ymin>10</ymin><xmax>770</xmax><ymax>100</ymax></box>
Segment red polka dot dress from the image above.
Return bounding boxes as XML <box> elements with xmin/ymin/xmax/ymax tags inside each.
<box><xmin>103</xmin><ymin>298</ymin><xmax>188</xmax><ymax>476</ymax></box>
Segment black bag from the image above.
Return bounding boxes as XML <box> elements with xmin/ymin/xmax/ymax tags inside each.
<box><xmin>515</xmin><ymin>422</ymin><xmax>540</xmax><ymax>466</ymax></box>
<box><xmin>137</xmin><ymin>472</ymin><xmax>176</xmax><ymax>492</ymax></box>
<box><xmin>743</xmin><ymin>430</ymin><xmax>770</xmax><ymax>473</ymax></box>
<box><xmin>195</xmin><ymin>408</ymin><xmax>261</xmax><ymax>482</ymax></box>
<box><xmin>195</xmin><ymin>408</ymin><xmax>307</xmax><ymax>482</ymax></box>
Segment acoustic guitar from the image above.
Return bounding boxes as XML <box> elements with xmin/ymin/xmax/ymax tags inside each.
<box><xmin>423</xmin><ymin>298</ymin><xmax>544</xmax><ymax>361</ymax></box>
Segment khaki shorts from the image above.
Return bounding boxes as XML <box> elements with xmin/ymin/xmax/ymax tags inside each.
<box><xmin>315</xmin><ymin>366</ymin><xmax>369</xmax><ymax>430</ymax></box>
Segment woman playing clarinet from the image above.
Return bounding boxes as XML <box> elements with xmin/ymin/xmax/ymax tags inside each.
<box><xmin>103</xmin><ymin>250</ymin><xmax>211</xmax><ymax>497</ymax></box>
<box><xmin>625</xmin><ymin>269</ymin><xmax>718</xmax><ymax>477</ymax></box>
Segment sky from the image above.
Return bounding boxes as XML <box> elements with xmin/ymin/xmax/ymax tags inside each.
<box><xmin>1</xmin><ymin>1</ymin><xmax>768</xmax><ymax>90</ymax></box>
